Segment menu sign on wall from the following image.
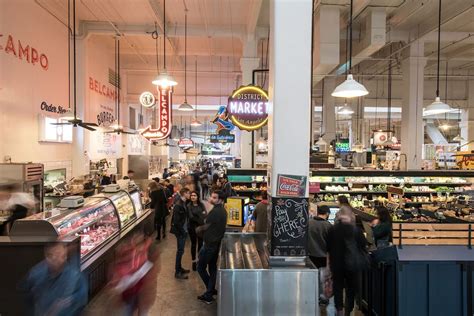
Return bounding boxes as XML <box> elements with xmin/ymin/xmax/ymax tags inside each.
<box><xmin>227</xmin><ymin>85</ymin><xmax>269</xmax><ymax>131</ymax></box>
<box><xmin>140</xmin><ymin>87</ymin><xmax>172</xmax><ymax>141</ymax></box>
<box><xmin>276</xmin><ymin>174</ymin><xmax>307</xmax><ymax>197</ymax></box>
<box><xmin>89</xmin><ymin>132</ymin><xmax>121</xmax><ymax>159</ymax></box>
<box><xmin>270</xmin><ymin>197</ymin><xmax>309</xmax><ymax>256</ymax></box>
<box><xmin>96</xmin><ymin>104</ymin><xmax>115</xmax><ymax>127</ymax></box>
<box><xmin>40</xmin><ymin>101</ymin><xmax>68</xmax><ymax>115</ymax></box>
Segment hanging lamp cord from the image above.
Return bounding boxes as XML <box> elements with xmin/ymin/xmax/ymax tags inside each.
<box><xmin>436</xmin><ymin>0</ymin><xmax>442</xmax><ymax>98</ymax></box>
<box><xmin>349</xmin><ymin>0</ymin><xmax>353</xmax><ymax>73</ymax></box>
<box><xmin>184</xmin><ymin>9</ymin><xmax>187</xmax><ymax>101</ymax></box>
<box><xmin>163</xmin><ymin>0</ymin><xmax>167</xmax><ymax>70</ymax></box>
<box><xmin>195</xmin><ymin>57</ymin><xmax>198</xmax><ymax>119</ymax></box>
<box><xmin>73</xmin><ymin>0</ymin><xmax>77</xmax><ymax>118</ymax></box>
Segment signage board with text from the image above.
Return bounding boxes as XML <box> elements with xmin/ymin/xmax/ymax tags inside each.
<box><xmin>276</xmin><ymin>174</ymin><xmax>307</xmax><ymax>197</ymax></box>
<box><xmin>227</xmin><ymin>85</ymin><xmax>269</xmax><ymax>131</ymax></box>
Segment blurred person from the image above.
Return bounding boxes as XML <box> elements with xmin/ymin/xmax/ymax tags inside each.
<box><xmin>327</xmin><ymin>211</ymin><xmax>368</xmax><ymax>316</ymax></box>
<box><xmin>19</xmin><ymin>242</ymin><xmax>87</xmax><ymax>316</ymax></box>
<box><xmin>370</xmin><ymin>206</ymin><xmax>393</xmax><ymax>248</ymax></box>
<box><xmin>196</xmin><ymin>190</ymin><xmax>227</xmax><ymax>304</ymax></box>
<box><xmin>110</xmin><ymin>233</ymin><xmax>155</xmax><ymax>316</ymax></box>
<box><xmin>211</xmin><ymin>174</ymin><xmax>220</xmax><ymax>192</ymax></box>
<box><xmin>149</xmin><ymin>181</ymin><xmax>169</xmax><ymax>241</ymax></box>
<box><xmin>187</xmin><ymin>191</ymin><xmax>207</xmax><ymax>271</ymax></box>
<box><xmin>252</xmin><ymin>190</ymin><xmax>269</xmax><ymax>233</ymax></box>
<box><xmin>127</xmin><ymin>170</ymin><xmax>135</xmax><ymax>180</ymax></box>
<box><xmin>100</xmin><ymin>173</ymin><xmax>112</xmax><ymax>185</ymax></box>
<box><xmin>184</xmin><ymin>174</ymin><xmax>196</xmax><ymax>192</ymax></box>
<box><xmin>200</xmin><ymin>176</ymin><xmax>210</xmax><ymax>201</ymax></box>
<box><xmin>163</xmin><ymin>179</ymin><xmax>174</xmax><ymax>199</ymax></box>
<box><xmin>162</xmin><ymin>168</ymin><xmax>170</xmax><ymax>179</ymax></box>
<box><xmin>219</xmin><ymin>175</ymin><xmax>234</xmax><ymax>199</ymax></box>
<box><xmin>170</xmin><ymin>187</ymin><xmax>191</xmax><ymax>279</ymax></box>
<box><xmin>337</xmin><ymin>195</ymin><xmax>350</xmax><ymax>208</ymax></box>
<box><xmin>308</xmin><ymin>205</ymin><xmax>332</xmax><ymax>269</ymax></box>
<box><xmin>0</xmin><ymin>184</ymin><xmax>32</xmax><ymax>235</ymax></box>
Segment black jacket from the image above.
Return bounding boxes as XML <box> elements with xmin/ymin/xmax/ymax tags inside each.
<box><xmin>308</xmin><ymin>216</ymin><xmax>332</xmax><ymax>258</ymax></box>
<box><xmin>150</xmin><ymin>189</ymin><xmax>168</xmax><ymax>218</ymax></box>
<box><xmin>170</xmin><ymin>199</ymin><xmax>188</xmax><ymax>236</ymax></box>
<box><xmin>327</xmin><ymin>222</ymin><xmax>367</xmax><ymax>273</ymax></box>
<box><xmin>187</xmin><ymin>202</ymin><xmax>207</xmax><ymax>227</ymax></box>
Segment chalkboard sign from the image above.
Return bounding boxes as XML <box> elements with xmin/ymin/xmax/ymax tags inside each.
<box><xmin>270</xmin><ymin>197</ymin><xmax>309</xmax><ymax>256</ymax></box>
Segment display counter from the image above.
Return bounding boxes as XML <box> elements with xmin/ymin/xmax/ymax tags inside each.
<box><xmin>218</xmin><ymin>233</ymin><xmax>317</xmax><ymax>316</ymax></box>
<box><xmin>0</xmin><ymin>189</ymin><xmax>154</xmax><ymax>315</ymax></box>
<box><xmin>227</xmin><ymin>168</ymin><xmax>267</xmax><ymax>202</ymax></box>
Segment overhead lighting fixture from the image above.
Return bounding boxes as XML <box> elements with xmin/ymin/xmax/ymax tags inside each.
<box><xmin>60</xmin><ymin>108</ymin><xmax>75</xmax><ymax>121</ymax></box>
<box><xmin>439</xmin><ymin>122</ymin><xmax>452</xmax><ymax>130</ymax></box>
<box><xmin>190</xmin><ymin>118</ymin><xmax>202</xmax><ymax>127</ymax></box>
<box><xmin>424</xmin><ymin>0</ymin><xmax>451</xmax><ymax>117</ymax></box>
<box><xmin>453</xmin><ymin>134</ymin><xmax>464</xmax><ymax>142</ymax></box>
<box><xmin>331</xmin><ymin>0</ymin><xmax>368</xmax><ymax>98</ymax></box>
<box><xmin>151</xmin><ymin>0</ymin><xmax>177</xmax><ymax>88</ymax></box>
<box><xmin>190</xmin><ymin>56</ymin><xmax>202</xmax><ymax>124</ymax></box>
<box><xmin>337</xmin><ymin>104</ymin><xmax>354</xmax><ymax>115</ymax></box>
<box><xmin>179</xmin><ymin>100</ymin><xmax>194</xmax><ymax>111</ymax></box>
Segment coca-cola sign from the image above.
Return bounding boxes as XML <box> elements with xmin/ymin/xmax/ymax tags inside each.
<box><xmin>276</xmin><ymin>174</ymin><xmax>307</xmax><ymax>197</ymax></box>
<box><xmin>227</xmin><ymin>85</ymin><xmax>269</xmax><ymax>131</ymax></box>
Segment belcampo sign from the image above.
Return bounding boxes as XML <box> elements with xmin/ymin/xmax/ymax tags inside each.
<box><xmin>227</xmin><ymin>85</ymin><xmax>269</xmax><ymax>131</ymax></box>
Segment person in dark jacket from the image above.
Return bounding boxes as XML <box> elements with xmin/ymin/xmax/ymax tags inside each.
<box><xmin>163</xmin><ymin>179</ymin><xmax>174</xmax><ymax>199</ymax></box>
<box><xmin>196</xmin><ymin>190</ymin><xmax>227</xmax><ymax>304</ymax></box>
<box><xmin>252</xmin><ymin>190</ymin><xmax>269</xmax><ymax>234</ymax></box>
<box><xmin>371</xmin><ymin>206</ymin><xmax>392</xmax><ymax>248</ymax></box>
<box><xmin>219</xmin><ymin>175</ymin><xmax>234</xmax><ymax>199</ymax></box>
<box><xmin>327</xmin><ymin>215</ymin><xmax>368</xmax><ymax>316</ymax></box>
<box><xmin>187</xmin><ymin>191</ymin><xmax>207</xmax><ymax>271</ymax></box>
<box><xmin>170</xmin><ymin>188</ymin><xmax>191</xmax><ymax>279</ymax></box>
<box><xmin>149</xmin><ymin>181</ymin><xmax>169</xmax><ymax>240</ymax></box>
<box><xmin>308</xmin><ymin>205</ymin><xmax>332</xmax><ymax>268</ymax></box>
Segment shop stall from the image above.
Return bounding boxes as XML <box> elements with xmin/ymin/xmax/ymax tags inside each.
<box><xmin>227</xmin><ymin>168</ymin><xmax>268</xmax><ymax>202</ymax></box>
<box><xmin>0</xmin><ymin>189</ymin><xmax>153</xmax><ymax>315</ymax></box>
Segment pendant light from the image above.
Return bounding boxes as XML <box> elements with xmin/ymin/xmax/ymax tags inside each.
<box><xmin>152</xmin><ymin>0</ymin><xmax>177</xmax><ymax>88</ymax></box>
<box><xmin>439</xmin><ymin>60</ymin><xmax>452</xmax><ymax>131</ymax></box>
<box><xmin>178</xmin><ymin>8</ymin><xmax>193</xmax><ymax>111</ymax></box>
<box><xmin>423</xmin><ymin>0</ymin><xmax>451</xmax><ymax>116</ymax></box>
<box><xmin>331</xmin><ymin>0</ymin><xmax>368</xmax><ymax>98</ymax></box>
<box><xmin>191</xmin><ymin>57</ymin><xmax>202</xmax><ymax>126</ymax></box>
<box><xmin>337</xmin><ymin>101</ymin><xmax>354</xmax><ymax>115</ymax></box>
<box><xmin>383</xmin><ymin>49</ymin><xmax>394</xmax><ymax>147</ymax></box>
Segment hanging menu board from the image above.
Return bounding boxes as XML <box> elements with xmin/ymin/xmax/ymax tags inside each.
<box><xmin>270</xmin><ymin>197</ymin><xmax>309</xmax><ymax>256</ymax></box>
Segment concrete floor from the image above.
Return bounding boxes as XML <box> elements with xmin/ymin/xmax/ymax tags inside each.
<box><xmin>85</xmin><ymin>232</ymin><xmax>217</xmax><ymax>316</ymax></box>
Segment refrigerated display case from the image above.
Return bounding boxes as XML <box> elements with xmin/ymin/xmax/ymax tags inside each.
<box><xmin>94</xmin><ymin>190</ymin><xmax>137</xmax><ymax>227</ymax></box>
<box><xmin>129</xmin><ymin>190</ymin><xmax>144</xmax><ymax>217</ymax></box>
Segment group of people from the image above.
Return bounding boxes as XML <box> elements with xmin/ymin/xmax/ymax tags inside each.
<box><xmin>308</xmin><ymin>195</ymin><xmax>392</xmax><ymax>316</ymax></box>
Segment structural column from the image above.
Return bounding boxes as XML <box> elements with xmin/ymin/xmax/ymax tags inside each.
<box><xmin>401</xmin><ymin>41</ymin><xmax>426</xmax><ymax>170</ymax></box>
<box><xmin>267</xmin><ymin>0</ymin><xmax>312</xmax><ymax>256</ymax></box>
<box><xmin>460</xmin><ymin>80</ymin><xmax>474</xmax><ymax>150</ymax></box>
<box><xmin>322</xmin><ymin>77</ymin><xmax>336</xmax><ymax>143</ymax></box>
<box><xmin>239</xmin><ymin>40</ymin><xmax>260</xmax><ymax>168</ymax></box>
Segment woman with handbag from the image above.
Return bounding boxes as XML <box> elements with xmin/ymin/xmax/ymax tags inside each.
<box><xmin>327</xmin><ymin>206</ymin><xmax>369</xmax><ymax>316</ymax></box>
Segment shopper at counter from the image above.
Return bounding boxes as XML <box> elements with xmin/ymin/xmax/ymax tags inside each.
<box><xmin>252</xmin><ymin>190</ymin><xmax>269</xmax><ymax>234</ymax></box>
<box><xmin>196</xmin><ymin>190</ymin><xmax>227</xmax><ymax>304</ymax></box>
<box><xmin>327</xmin><ymin>214</ymin><xmax>368</xmax><ymax>316</ymax></box>
<box><xmin>371</xmin><ymin>206</ymin><xmax>393</xmax><ymax>248</ymax></box>
<box><xmin>187</xmin><ymin>191</ymin><xmax>207</xmax><ymax>271</ymax></box>
<box><xmin>220</xmin><ymin>175</ymin><xmax>234</xmax><ymax>199</ymax></box>
<box><xmin>0</xmin><ymin>184</ymin><xmax>32</xmax><ymax>235</ymax></box>
<box><xmin>308</xmin><ymin>205</ymin><xmax>332</xmax><ymax>269</ymax></box>
<box><xmin>170</xmin><ymin>188</ymin><xmax>191</xmax><ymax>280</ymax></box>
<box><xmin>162</xmin><ymin>168</ymin><xmax>170</xmax><ymax>179</ymax></box>
<box><xmin>19</xmin><ymin>243</ymin><xmax>87</xmax><ymax>316</ymax></box>
<box><xmin>149</xmin><ymin>181</ymin><xmax>169</xmax><ymax>241</ymax></box>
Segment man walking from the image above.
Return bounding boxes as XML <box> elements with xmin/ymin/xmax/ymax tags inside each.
<box><xmin>196</xmin><ymin>190</ymin><xmax>227</xmax><ymax>304</ymax></box>
<box><xmin>170</xmin><ymin>188</ymin><xmax>191</xmax><ymax>279</ymax></box>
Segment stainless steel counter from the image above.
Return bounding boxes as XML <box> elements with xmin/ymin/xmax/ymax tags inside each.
<box><xmin>218</xmin><ymin>233</ymin><xmax>318</xmax><ymax>316</ymax></box>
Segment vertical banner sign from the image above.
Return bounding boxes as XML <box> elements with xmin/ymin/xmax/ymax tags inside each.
<box><xmin>270</xmin><ymin>197</ymin><xmax>309</xmax><ymax>256</ymax></box>
<box><xmin>140</xmin><ymin>87</ymin><xmax>172</xmax><ymax>140</ymax></box>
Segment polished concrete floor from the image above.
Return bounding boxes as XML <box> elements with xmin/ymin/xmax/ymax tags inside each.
<box><xmin>85</xmin><ymin>231</ymin><xmax>217</xmax><ymax>316</ymax></box>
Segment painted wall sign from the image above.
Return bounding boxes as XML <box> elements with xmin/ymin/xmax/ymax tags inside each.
<box><xmin>139</xmin><ymin>91</ymin><xmax>156</xmax><ymax>108</ymax></box>
<box><xmin>227</xmin><ymin>85</ymin><xmax>269</xmax><ymax>131</ymax></box>
<box><xmin>270</xmin><ymin>197</ymin><xmax>309</xmax><ymax>256</ymax></box>
<box><xmin>178</xmin><ymin>137</ymin><xmax>194</xmax><ymax>149</ymax></box>
<box><xmin>276</xmin><ymin>174</ymin><xmax>307</xmax><ymax>197</ymax></box>
<box><xmin>88</xmin><ymin>77</ymin><xmax>118</xmax><ymax>101</ymax></box>
<box><xmin>96</xmin><ymin>104</ymin><xmax>115</xmax><ymax>127</ymax></box>
<box><xmin>0</xmin><ymin>34</ymin><xmax>49</xmax><ymax>70</ymax></box>
<box><xmin>139</xmin><ymin>86</ymin><xmax>173</xmax><ymax>141</ymax></box>
<box><xmin>40</xmin><ymin>101</ymin><xmax>68</xmax><ymax>115</ymax></box>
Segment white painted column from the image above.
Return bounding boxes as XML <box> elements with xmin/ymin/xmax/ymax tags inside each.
<box><xmin>267</xmin><ymin>0</ymin><xmax>312</xmax><ymax>256</ymax></box>
<box><xmin>322</xmin><ymin>77</ymin><xmax>336</xmax><ymax>143</ymax></box>
<box><xmin>401</xmin><ymin>41</ymin><xmax>426</xmax><ymax>170</ymax></box>
<box><xmin>461</xmin><ymin>80</ymin><xmax>474</xmax><ymax>150</ymax></box>
<box><xmin>240</xmin><ymin>42</ymin><xmax>260</xmax><ymax>168</ymax></box>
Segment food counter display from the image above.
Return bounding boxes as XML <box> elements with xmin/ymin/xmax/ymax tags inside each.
<box><xmin>93</xmin><ymin>190</ymin><xmax>137</xmax><ymax>227</ymax></box>
<box><xmin>129</xmin><ymin>190</ymin><xmax>144</xmax><ymax>217</ymax></box>
<box><xmin>227</xmin><ymin>168</ymin><xmax>267</xmax><ymax>202</ymax></box>
<box><xmin>311</xmin><ymin>169</ymin><xmax>474</xmax><ymax>223</ymax></box>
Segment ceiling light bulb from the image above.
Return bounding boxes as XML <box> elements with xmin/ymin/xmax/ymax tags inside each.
<box><xmin>337</xmin><ymin>104</ymin><xmax>354</xmax><ymax>115</ymax></box>
<box><xmin>152</xmin><ymin>70</ymin><xmax>178</xmax><ymax>87</ymax></box>
<box><xmin>423</xmin><ymin>97</ymin><xmax>452</xmax><ymax>116</ymax></box>
<box><xmin>331</xmin><ymin>74</ymin><xmax>369</xmax><ymax>98</ymax></box>
<box><xmin>439</xmin><ymin>123</ymin><xmax>452</xmax><ymax>131</ymax></box>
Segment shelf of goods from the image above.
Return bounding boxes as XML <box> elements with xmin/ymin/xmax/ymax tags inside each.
<box><xmin>0</xmin><ymin>189</ymin><xmax>153</xmax><ymax>314</ymax></box>
<box><xmin>227</xmin><ymin>168</ymin><xmax>268</xmax><ymax>200</ymax></box>
<box><xmin>311</xmin><ymin>169</ymin><xmax>474</xmax><ymax>223</ymax></box>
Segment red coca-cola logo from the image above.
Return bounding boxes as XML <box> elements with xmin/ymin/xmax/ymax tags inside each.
<box><xmin>279</xmin><ymin>183</ymin><xmax>299</xmax><ymax>192</ymax></box>
<box><xmin>277</xmin><ymin>175</ymin><xmax>305</xmax><ymax>197</ymax></box>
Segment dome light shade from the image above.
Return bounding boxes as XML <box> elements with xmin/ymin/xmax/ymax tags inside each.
<box><xmin>152</xmin><ymin>70</ymin><xmax>177</xmax><ymax>87</ymax></box>
<box><xmin>178</xmin><ymin>100</ymin><xmax>194</xmax><ymax>111</ymax></box>
<box><xmin>331</xmin><ymin>74</ymin><xmax>369</xmax><ymax>98</ymax></box>
<box><xmin>190</xmin><ymin>118</ymin><xmax>202</xmax><ymax>126</ymax></box>
<box><xmin>423</xmin><ymin>97</ymin><xmax>451</xmax><ymax>116</ymax></box>
<box><xmin>337</xmin><ymin>104</ymin><xmax>354</xmax><ymax>115</ymax></box>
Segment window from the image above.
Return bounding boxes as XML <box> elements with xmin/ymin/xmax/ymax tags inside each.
<box><xmin>39</xmin><ymin>115</ymin><xmax>73</xmax><ymax>143</ymax></box>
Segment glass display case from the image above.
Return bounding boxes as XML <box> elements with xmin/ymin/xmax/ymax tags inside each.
<box><xmin>95</xmin><ymin>190</ymin><xmax>137</xmax><ymax>227</ymax></box>
<box><xmin>129</xmin><ymin>190</ymin><xmax>144</xmax><ymax>217</ymax></box>
<box><xmin>11</xmin><ymin>198</ymin><xmax>120</xmax><ymax>258</ymax></box>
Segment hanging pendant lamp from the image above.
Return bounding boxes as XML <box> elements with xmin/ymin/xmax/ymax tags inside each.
<box><xmin>179</xmin><ymin>8</ymin><xmax>193</xmax><ymax>111</ymax></box>
<box><xmin>424</xmin><ymin>0</ymin><xmax>451</xmax><ymax>116</ymax></box>
<box><xmin>332</xmin><ymin>0</ymin><xmax>368</xmax><ymax>98</ymax></box>
<box><xmin>191</xmin><ymin>57</ymin><xmax>202</xmax><ymax>125</ymax></box>
<box><xmin>383</xmin><ymin>48</ymin><xmax>394</xmax><ymax>147</ymax></box>
<box><xmin>152</xmin><ymin>0</ymin><xmax>177</xmax><ymax>88</ymax></box>
<box><xmin>337</xmin><ymin>102</ymin><xmax>354</xmax><ymax>115</ymax></box>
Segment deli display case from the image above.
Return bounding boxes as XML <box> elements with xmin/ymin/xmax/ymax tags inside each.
<box><xmin>93</xmin><ymin>190</ymin><xmax>137</xmax><ymax>227</ymax></box>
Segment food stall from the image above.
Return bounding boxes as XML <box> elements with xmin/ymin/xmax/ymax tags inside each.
<box><xmin>0</xmin><ymin>189</ymin><xmax>153</xmax><ymax>315</ymax></box>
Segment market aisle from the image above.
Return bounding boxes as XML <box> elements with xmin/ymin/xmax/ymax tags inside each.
<box><xmin>85</xmin><ymin>229</ymin><xmax>217</xmax><ymax>316</ymax></box>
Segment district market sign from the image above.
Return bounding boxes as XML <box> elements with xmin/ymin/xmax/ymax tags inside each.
<box><xmin>227</xmin><ymin>85</ymin><xmax>269</xmax><ymax>131</ymax></box>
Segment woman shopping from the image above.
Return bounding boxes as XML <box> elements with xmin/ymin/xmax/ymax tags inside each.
<box><xmin>187</xmin><ymin>191</ymin><xmax>207</xmax><ymax>271</ymax></box>
<box><xmin>149</xmin><ymin>181</ymin><xmax>169</xmax><ymax>241</ymax></box>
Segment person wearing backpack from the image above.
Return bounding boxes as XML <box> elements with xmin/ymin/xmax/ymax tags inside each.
<box><xmin>327</xmin><ymin>206</ymin><xmax>368</xmax><ymax>316</ymax></box>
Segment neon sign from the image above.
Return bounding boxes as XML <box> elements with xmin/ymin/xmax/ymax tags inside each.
<box><xmin>139</xmin><ymin>87</ymin><xmax>172</xmax><ymax>141</ymax></box>
<box><xmin>227</xmin><ymin>85</ymin><xmax>269</xmax><ymax>131</ymax></box>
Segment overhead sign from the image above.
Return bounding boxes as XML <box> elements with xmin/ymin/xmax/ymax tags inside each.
<box><xmin>40</xmin><ymin>101</ymin><xmax>68</xmax><ymax>115</ymax></box>
<box><xmin>210</xmin><ymin>105</ymin><xmax>235</xmax><ymax>144</ymax></box>
<box><xmin>139</xmin><ymin>86</ymin><xmax>172</xmax><ymax>141</ymax></box>
<box><xmin>210</xmin><ymin>134</ymin><xmax>235</xmax><ymax>143</ymax></box>
<box><xmin>335</xmin><ymin>138</ymin><xmax>350</xmax><ymax>153</ymax></box>
<box><xmin>228</xmin><ymin>85</ymin><xmax>269</xmax><ymax>131</ymax></box>
<box><xmin>178</xmin><ymin>137</ymin><xmax>194</xmax><ymax>149</ymax></box>
<box><xmin>139</xmin><ymin>91</ymin><xmax>156</xmax><ymax>108</ymax></box>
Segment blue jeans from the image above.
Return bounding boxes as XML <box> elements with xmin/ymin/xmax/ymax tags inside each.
<box><xmin>197</xmin><ymin>242</ymin><xmax>220</xmax><ymax>298</ymax></box>
<box><xmin>175</xmin><ymin>233</ymin><xmax>187</xmax><ymax>274</ymax></box>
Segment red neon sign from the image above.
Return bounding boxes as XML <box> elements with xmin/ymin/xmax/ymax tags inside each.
<box><xmin>140</xmin><ymin>87</ymin><xmax>173</xmax><ymax>140</ymax></box>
